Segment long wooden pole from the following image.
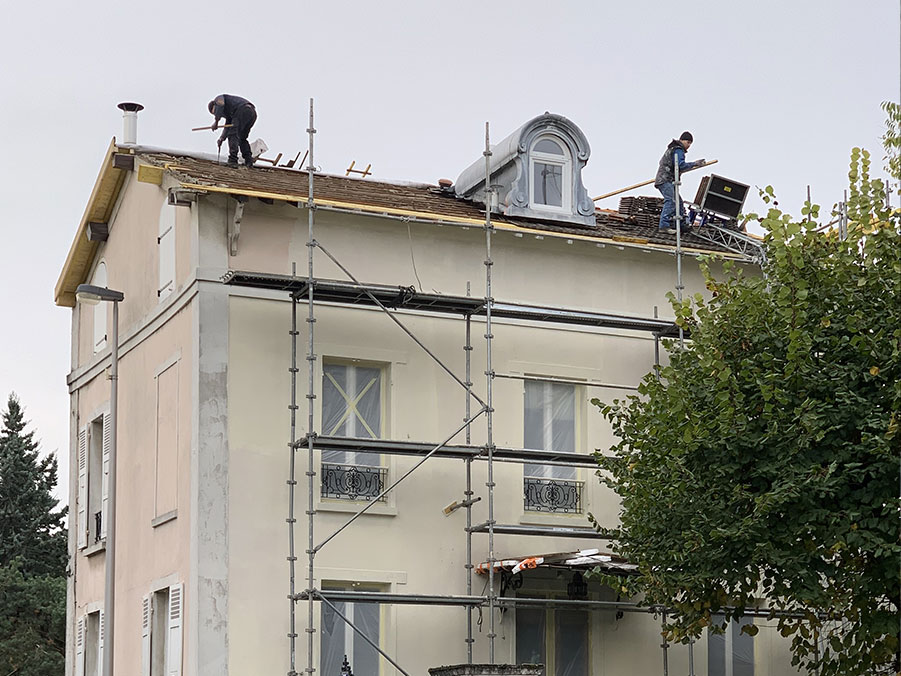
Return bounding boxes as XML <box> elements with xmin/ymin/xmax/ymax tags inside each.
<box><xmin>592</xmin><ymin>159</ymin><xmax>718</xmax><ymax>202</ymax></box>
<box><xmin>191</xmin><ymin>123</ymin><xmax>233</xmax><ymax>131</ymax></box>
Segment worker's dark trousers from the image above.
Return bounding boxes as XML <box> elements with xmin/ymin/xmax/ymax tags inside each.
<box><xmin>226</xmin><ymin>105</ymin><xmax>257</xmax><ymax>165</ymax></box>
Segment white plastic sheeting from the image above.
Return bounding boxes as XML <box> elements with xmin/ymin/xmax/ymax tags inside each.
<box><xmin>320</xmin><ymin>596</ymin><xmax>380</xmax><ymax>676</ymax></box>
<box><xmin>708</xmin><ymin>614</ymin><xmax>755</xmax><ymax>676</ymax></box>
<box><xmin>322</xmin><ymin>363</ymin><xmax>382</xmax><ymax>467</ymax></box>
<box><xmin>515</xmin><ymin>606</ymin><xmax>589</xmax><ymax>676</ymax></box>
<box><xmin>523</xmin><ymin>380</ymin><xmax>575</xmax><ymax>480</ymax></box>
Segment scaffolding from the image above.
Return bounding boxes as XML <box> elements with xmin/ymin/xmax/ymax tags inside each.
<box><xmin>221</xmin><ymin>101</ymin><xmax>748</xmax><ymax>676</ymax></box>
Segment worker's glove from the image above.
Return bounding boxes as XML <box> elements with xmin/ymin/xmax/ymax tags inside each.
<box><xmin>695</xmin><ymin>158</ymin><xmax>706</xmax><ymax>166</ymax></box>
<box><xmin>217</xmin><ymin>137</ymin><xmax>223</xmax><ymax>149</ymax></box>
<box><xmin>211</xmin><ymin>121</ymin><xmax>218</xmax><ymax>132</ymax></box>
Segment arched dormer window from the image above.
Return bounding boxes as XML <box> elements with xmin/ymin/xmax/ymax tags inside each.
<box><xmin>530</xmin><ymin>137</ymin><xmax>571</xmax><ymax>212</ymax></box>
<box><xmin>92</xmin><ymin>261</ymin><xmax>108</xmax><ymax>353</ymax></box>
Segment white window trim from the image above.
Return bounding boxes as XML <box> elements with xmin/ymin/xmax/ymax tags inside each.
<box><xmin>317</xmin><ymin>358</ymin><xmax>397</xmax><ymax>516</ymax></box>
<box><xmin>77</xmin><ymin>405</ymin><xmax>111</xmax><ymax>551</ymax></box>
<box><xmin>529</xmin><ymin>137</ymin><xmax>572</xmax><ymax>213</ymax></box>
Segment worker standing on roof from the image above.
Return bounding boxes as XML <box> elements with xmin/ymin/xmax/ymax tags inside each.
<box><xmin>208</xmin><ymin>94</ymin><xmax>257</xmax><ymax>168</ymax></box>
<box><xmin>654</xmin><ymin>131</ymin><xmax>704</xmax><ymax>233</ymax></box>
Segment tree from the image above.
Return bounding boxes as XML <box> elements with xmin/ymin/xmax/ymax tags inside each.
<box><xmin>0</xmin><ymin>394</ymin><xmax>67</xmax><ymax>675</ymax></box>
<box><xmin>593</xmin><ymin>132</ymin><xmax>900</xmax><ymax>675</ymax></box>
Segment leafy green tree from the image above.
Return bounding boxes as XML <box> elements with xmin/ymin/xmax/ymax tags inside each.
<box><xmin>0</xmin><ymin>394</ymin><xmax>67</xmax><ymax>675</ymax></box>
<box><xmin>593</xmin><ymin>135</ymin><xmax>900</xmax><ymax>675</ymax></box>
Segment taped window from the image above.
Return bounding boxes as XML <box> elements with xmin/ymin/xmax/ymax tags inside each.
<box><xmin>321</xmin><ymin>361</ymin><xmax>387</xmax><ymax>502</ymax></box>
<box><xmin>320</xmin><ymin>583</ymin><xmax>384</xmax><ymax>676</ymax></box>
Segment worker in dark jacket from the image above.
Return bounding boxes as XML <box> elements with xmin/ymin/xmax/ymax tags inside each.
<box><xmin>208</xmin><ymin>94</ymin><xmax>257</xmax><ymax>167</ymax></box>
<box><xmin>654</xmin><ymin>131</ymin><xmax>705</xmax><ymax>232</ymax></box>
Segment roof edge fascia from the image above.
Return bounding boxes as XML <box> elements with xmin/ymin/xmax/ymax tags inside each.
<box><xmin>54</xmin><ymin>138</ymin><xmax>131</xmax><ymax>307</ymax></box>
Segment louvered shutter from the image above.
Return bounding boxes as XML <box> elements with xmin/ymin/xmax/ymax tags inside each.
<box><xmin>142</xmin><ymin>596</ymin><xmax>151</xmax><ymax>676</ymax></box>
<box><xmin>97</xmin><ymin>610</ymin><xmax>105</xmax><ymax>676</ymax></box>
<box><xmin>100</xmin><ymin>413</ymin><xmax>111</xmax><ymax>540</ymax></box>
<box><xmin>75</xmin><ymin>616</ymin><xmax>86</xmax><ymax>676</ymax></box>
<box><xmin>158</xmin><ymin>205</ymin><xmax>176</xmax><ymax>300</ymax></box>
<box><xmin>77</xmin><ymin>428</ymin><xmax>88</xmax><ymax>549</ymax></box>
<box><xmin>167</xmin><ymin>584</ymin><xmax>183</xmax><ymax>676</ymax></box>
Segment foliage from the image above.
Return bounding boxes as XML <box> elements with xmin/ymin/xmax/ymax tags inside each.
<box><xmin>591</xmin><ymin>143</ymin><xmax>900</xmax><ymax>676</ymax></box>
<box><xmin>0</xmin><ymin>394</ymin><xmax>68</xmax><ymax>675</ymax></box>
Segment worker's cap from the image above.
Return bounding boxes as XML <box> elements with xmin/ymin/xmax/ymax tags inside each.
<box><xmin>679</xmin><ymin>131</ymin><xmax>694</xmax><ymax>142</ymax></box>
<box><xmin>208</xmin><ymin>100</ymin><xmax>217</xmax><ymax>114</ymax></box>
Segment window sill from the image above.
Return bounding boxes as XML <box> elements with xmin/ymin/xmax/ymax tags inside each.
<box><xmin>83</xmin><ymin>541</ymin><xmax>106</xmax><ymax>557</ymax></box>
<box><xmin>316</xmin><ymin>499</ymin><xmax>397</xmax><ymax>517</ymax></box>
<box><xmin>151</xmin><ymin>510</ymin><xmax>178</xmax><ymax>528</ymax></box>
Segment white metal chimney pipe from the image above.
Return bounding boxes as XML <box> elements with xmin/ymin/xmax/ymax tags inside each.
<box><xmin>117</xmin><ymin>102</ymin><xmax>144</xmax><ymax>145</ymax></box>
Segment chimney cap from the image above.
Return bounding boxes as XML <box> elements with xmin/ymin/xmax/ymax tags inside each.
<box><xmin>118</xmin><ymin>102</ymin><xmax>144</xmax><ymax>113</ymax></box>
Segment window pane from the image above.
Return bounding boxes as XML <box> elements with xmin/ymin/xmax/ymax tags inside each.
<box><xmin>323</xmin><ymin>364</ymin><xmax>348</xmax><ymax>439</ymax></box>
<box><xmin>708</xmin><ymin>616</ymin><xmax>726</xmax><ymax>676</ymax></box>
<box><xmin>534</xmin><ymin>139</ymin><xmax>564</xmax><ymax>155</ymax></box>
<box><xmin>516</xmin><ymin>607</ymin><xmax>546</xmax><ymax>675</ymax></box>
<box><xmin>353</xmin><ymin>366</ymin><xmax>381</xmax><ymax>440</ymax></box>
<box><xmin>523</xmin><ymin>381</ymin><xmax>575</xmax><ymax>479</ymax></box>
<box><xmin>555</xmin><ymin>609</ymin><xmax>589</xmax><ymax>676</ymax></box>
<box><xmin>320</xmin><ymin>601</ymin><xmax>345</xmax><ymax>676</ymax></box>
<box><xmin>352</xmin><ymin>602</ymin><xmax>380</xmax><ymax>676</ymax></box>
<box><xmin>732</xmin><ymin>621</ymin><xmax>755</xmax><ymax>676</ymax></box>
<box><xmin>533</xmin><ymin>162</ymin><xmax>563</xmax><ymax>207</ymax></box>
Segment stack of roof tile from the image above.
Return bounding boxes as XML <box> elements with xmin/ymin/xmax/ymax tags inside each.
<box><xmin>618</xmin><ymin>196</ymin><xmax>664</xmax><ymax>229</ymax></box>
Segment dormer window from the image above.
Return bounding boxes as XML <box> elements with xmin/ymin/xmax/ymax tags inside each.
<box><xmin>454</xmin><ymin>113</ymin><xmax>595</xmax><ymax>227</ymax></box>
<box><xmin>530</xmin><ymin>137</ymin><xmax>571</xmax><ymax>212</ymax></box>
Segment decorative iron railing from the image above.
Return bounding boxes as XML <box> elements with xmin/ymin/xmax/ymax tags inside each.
<box><xmin>523</xmin><ymin>477</ymin><xmax>584</xmax><ymax>513</ymax></box>
<box><xmin>94</xmin><ymin>511</ymin><xmax>103</xmax><ymax>543</ymax></box>
<box><xmin>321</xmin><ymin>463</ymin><xmax>387</xmax><ymax>502</ymax></box>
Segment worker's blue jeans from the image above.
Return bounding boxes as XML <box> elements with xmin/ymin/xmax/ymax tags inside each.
<box><xmin>656</xmin><ymin>182</ymin><xmax>684</xmax><ymax>230</ymax></box>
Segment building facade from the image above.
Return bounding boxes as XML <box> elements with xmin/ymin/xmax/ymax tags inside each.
<box><xmin>56</xmin><ymin>112</ymin><xmax>797</xmax><ymax>676</ymax></box>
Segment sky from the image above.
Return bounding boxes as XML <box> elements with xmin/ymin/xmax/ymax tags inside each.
<box><xmin>1</xmin><ymin>1</ymin><xmax>898</xmax><ymax>504</ymax></box>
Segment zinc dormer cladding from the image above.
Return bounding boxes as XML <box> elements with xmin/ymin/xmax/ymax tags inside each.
<box><xmin>454</xmin><ymin>113</ymin><xmax>595</xmax><ymax>227</ymax></box>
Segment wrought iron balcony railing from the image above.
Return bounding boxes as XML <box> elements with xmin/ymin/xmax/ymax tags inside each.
<box><xmin>321</xmin><ymin>463</ymin><xmax>387</xmax><ymax>502</ymax></box>
<box><xmin>523</xmin><ymin>477</ymin><xmax>584</xmax><ymax>514</ymax></box>
<box><xmin>94</xmin><ymin>511</ymin><xmax>103</xmax><ymax>543</ymax></box>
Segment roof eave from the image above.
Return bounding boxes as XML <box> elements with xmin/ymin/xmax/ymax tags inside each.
<box><xmin>54</xmin><ymin>138</ymin><xmax>131</xmax><ymax>307</ymax></box>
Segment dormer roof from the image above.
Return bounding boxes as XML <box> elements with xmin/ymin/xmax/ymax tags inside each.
<box><xmin>454</xmin><ymin>113</ymin><xmax>595</xmax><ymax>227</ymax></box>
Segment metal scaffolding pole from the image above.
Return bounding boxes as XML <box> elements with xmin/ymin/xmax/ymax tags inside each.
<box><xmin>483</xmin><ymin>122</ymin><xmax>497</xmax><ymax>663</ymax></box>
<box><xmin>287</xmin><ymin>264</ymin><xmax>299</xmax><ymax>676</ymax></box>
<box><xmin>673</xmin><ymin>157</ymin><xmax>685</xmax><ymax>348</ymax></box>
<box><xmin>304</xmin><ymin>98</ymin><xmax>317</xmax><ymax>676</ymax></box>
<box><xmin>464</xmin><ymin>311</ymin><xmax>474</xmax><ymax>662</ymax></box>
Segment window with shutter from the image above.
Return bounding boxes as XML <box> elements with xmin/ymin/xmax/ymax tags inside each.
<box><xmin>151</xmin><ymin>589</ymin><xmax>169</xmax><ymax>676</ymax></box>
<box><xmin>76</xmin><ymin>616</ymin><xmax>86</xmax><ymax>676</ymax></box>
<box><xmin>77</xmin><ymin>428</ymin><xmax>88</xmax><ymax>549</ymax></box>
<box><xmin>87</xmin><ymin>415</ymin><xmax>105</xmax><ymax>544</ymax></box>
<box><xmin>100</xmin><ymin>413</ymin><xmax>111</xmax><ymax>540</ymax></box>
<box><xmin>158</xmin><ymin>204</ymin><xmax>176</xmax><ymax>301</ymax></box>
<box><xmin>523</xmin><ymin>380</ymin><xmax>583</xmax><ymax>513</ymax></box>
<box><xmin>320</xmin><ymin>361</ymin><xmax>387</xmax><ymax>502</ymax></box>
<box><xmin>84</xmin><ymin>610</ymin><xmax>102</xmax><ymax>676</ymax></box>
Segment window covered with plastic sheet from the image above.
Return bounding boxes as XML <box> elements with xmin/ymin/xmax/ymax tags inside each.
<box><xmin>320</xmin><ymin>587</ymin><xmax>380</xmax><ymax>676</ymax></box>
<box><xmin>523</xmin><ymin>380</ymin><xmax>582</xmax><ymax>513</ymax></box>
<box><xmin>321</xmin><ymin>361</ymin><xmax>386</xmax><ymax>501</ymax></box>
<box><xmin>708</xmin><ymin>615</ymin><xmax>754</xmax><ymax>676</ymax></box>
<box><xmin>515</xmin><ymin>604</ymin><xmax>589</xmax><ymax>676</ymax></box>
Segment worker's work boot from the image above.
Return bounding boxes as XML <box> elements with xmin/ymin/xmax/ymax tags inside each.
<box><xmin>226</xmin><ymin>157</ymin><xmax>239</xmax><ymax>168</ymax></box>
<box><xmin>244</xmin><ymin>157</ymin><xmax>255</xmax><ymax>168</ymax></box>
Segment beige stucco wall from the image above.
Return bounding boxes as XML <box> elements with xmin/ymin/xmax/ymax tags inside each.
<box><xmin>223</xmin><ymin>205</ymin><xmax>794</xmax><ymax>675</ymax></box>
<box><xmin>69</xmin><ymin>166</ymin><xmax>196</xmax><ymax>675</ymax></box>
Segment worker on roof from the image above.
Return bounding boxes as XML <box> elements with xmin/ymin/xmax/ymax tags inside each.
<box><xmin>654</xmin><ymin>131</ymin><xmax>705</xmax><ymax>233</ymax></box>
<box><xmin>208</xmin><ymin>94</ymin><xmax>257</xmax><ymax>168</ymax></box>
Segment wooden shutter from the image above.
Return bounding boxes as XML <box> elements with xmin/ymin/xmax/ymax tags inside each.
<box><xmin>167</xmin><ymin>583</ymin><xmax>183</xmax><ymax>676</ymax></box>
<box><xmin>97</xmin><ymin>610</ymin><xmax>105</xmax><ymax>676</ymax></box>
<box><xmin>77</xmin><ymin>428</ymin><xmax>88</xmax><ymax>549</ymax></box>
<box><xmin>75</xmin><ymin>615</ymin><xmax>86</xmax><ymax>676</ymax></box>
<box><xmin>158</xmin><ymin>205</ymin><xmax>176</xmax><ymax>300</ymax></box>
<box><xmin>100</xmin><ymin>413</ymin><xmax>111</xmax><ymax>540</ymax></box>
<box><xmin>142</xmin><ymin>596</ymin><xmax>151</xmax><ymax>676</ymax></box>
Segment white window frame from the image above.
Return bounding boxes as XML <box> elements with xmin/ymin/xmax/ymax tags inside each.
<box><xmin>319</xmin><ymin>581</ymin><xmax>388</xmax><ymax>676</ymax></box>
<box><xmin>76</xmin><ymin>609</ymin><xmax>104</xmax><ymax>676</ymax></box>
<box><xmin>319</xmin><ymin>359</ymin><xmax>388</xmax><ymax>504</ymax></box>
<box><xmin>77</xmin><ymin>409</ymin><xmax>110</xmax><ymax>550</ymax></box>
<box><xmin>158</xmin><ymin>203</ymin><xmax>176</xmax><ymax>301</ymax></box>
<box><xmin>91</xmin><ymin>261</ymin><xmax>108</xmax><ymax>353</ymax></box>
<box><xmin>142</xmin><ymin>582</ymin><xmax>183</xmax><ymax>676</ymax></box>
<box><xmin>529</xmin><ymin>136</ymin><xmax>572</xmax><ymax>214</ymax></box>
<box><xmin>522</xmin><ymin>379</ymin><xmax>584</xmax><ymax>515</ymax></box>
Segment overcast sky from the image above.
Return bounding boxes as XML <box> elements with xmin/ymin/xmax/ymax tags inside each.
<box><xmin>1</xmin><ymin>1</ymin><xmax>898</xmax><ymax>503</ymax></box>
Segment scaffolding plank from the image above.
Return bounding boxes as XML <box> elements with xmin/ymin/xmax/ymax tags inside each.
<box><xmin>468</xmin><ymin>522</ymin><xmax>602</xmax><ymax>538</ymax></box>
<box><xmin>222</xmin><ymin>271</ymin><xmax>681</xmax><ymax>335</ymax></box>
<box><xmin>302</xmin><ymin>435</ymin><xmax>600</xmax><ymax>467</ymax></box>
<box><xmin>301</xmin><ymin>590</ymin><xmax>486</xmax><ymax>606</ymax></box>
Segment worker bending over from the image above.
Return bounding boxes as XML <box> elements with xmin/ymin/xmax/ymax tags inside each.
<box><xmin>208</xmin><ymin>94</ymin><xmax>257</xmax><ymax>167</ymax></box>
<box><xmin>654</xmin><ymin>131</ymin><xmax>704</xmax><ymax>233</ymax></box>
